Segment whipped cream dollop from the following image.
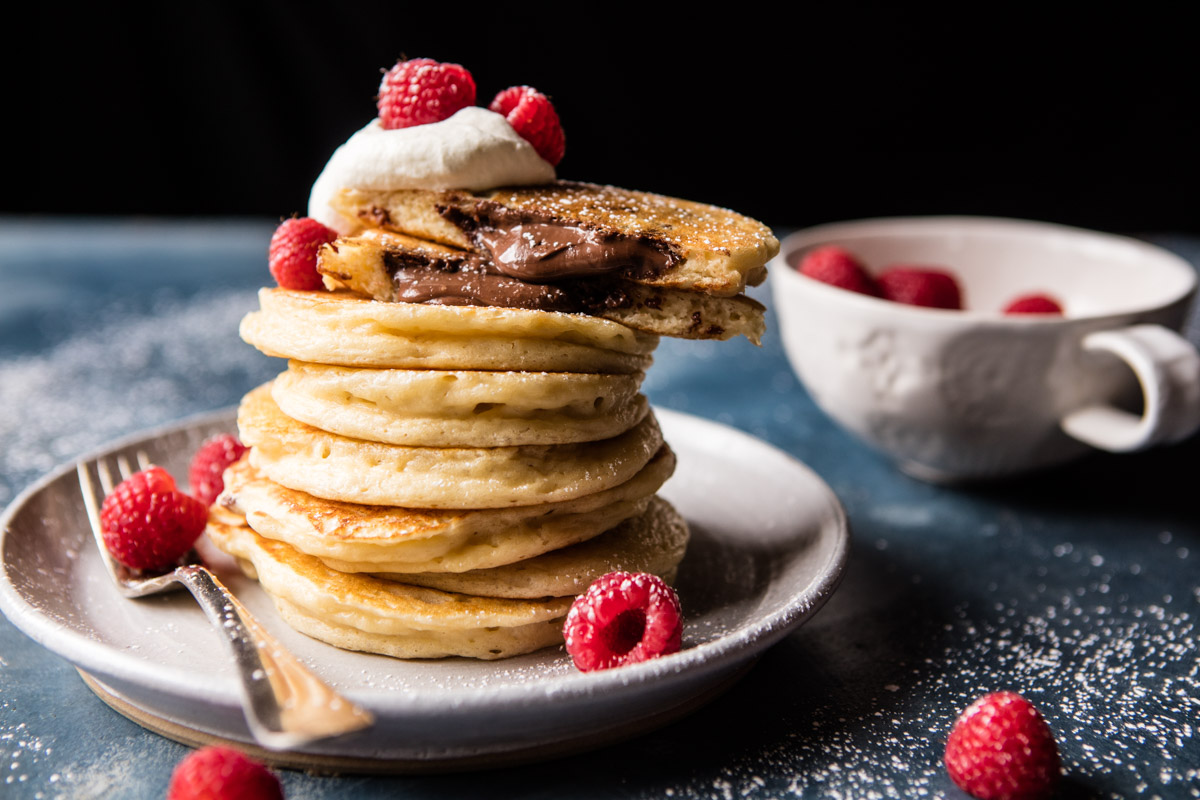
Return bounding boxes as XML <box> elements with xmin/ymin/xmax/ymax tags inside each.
<box><xmin>308</xmin><ymin>106</ymin><xmax>556</xmax><ymax>233</ymax></box>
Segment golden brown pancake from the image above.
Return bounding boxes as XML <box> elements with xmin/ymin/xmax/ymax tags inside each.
<box><xmin>317</xmin><ymin>230</ymin><xmax>766</xmax><ymax>344</ymax></box>
<box><xmin>328</xmin><ymin>182</ymin><xmax>779</xmax><ymax>297</ymax></box>
<box><xmin>206</xmin><ymin>507</ymin><xmax>570</xmax><ymax>660</ymax></box>
<box><xmin>270</xmin><ymin>360</ymin><xmax>650</xmax><ymax>447</ymax></box>
<box><xmin>220</xmin><ymin>447</ymin><xmax>676</xmax><ymax>573</ymax></box>
<box><xmin>240</xmin><ymin>288</ymin><xmax>658</xmax><ymax>374</ymax></box>
<box><xmin>389</xmin><ymin>497</ymin><xmax>688</xmax><ymax>598</ymax></box>
<box><xmin>238</xmin><ymin>383</ymin><xmax>665</xmax><ymax>508</ymax></box>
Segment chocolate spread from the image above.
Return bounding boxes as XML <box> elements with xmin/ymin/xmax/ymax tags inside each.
<box><xmin>473</xmin><ymin>221</ymin><xmax>675</xmax><ymax>282</ymax></box>
<box><xmin>384</xmin><ymin>201</ymin><xmax>679</xmax><ymax>312</ymax></box>
<box><xmin>384</xmin><ymin>254</ymin><xmax>632</xmax><ymax>314</ymax></box>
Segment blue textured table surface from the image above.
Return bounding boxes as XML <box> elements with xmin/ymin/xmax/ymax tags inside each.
<box><xmin>1</xmin><ymin>219</ymin><xmax>1197</xmax><ymax>799</ymax></box>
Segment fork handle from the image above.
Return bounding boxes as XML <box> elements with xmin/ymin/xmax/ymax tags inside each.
<box><xmin>174</xmin><ymin>564</ymin><xmax>373</xmax><ymax>749</ymax></box>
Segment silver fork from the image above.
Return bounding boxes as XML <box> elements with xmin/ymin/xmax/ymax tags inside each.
<box><xmin>78</xmin><ymin>451</ymin><xmax>374</xmax><ymax>750</ymax></box>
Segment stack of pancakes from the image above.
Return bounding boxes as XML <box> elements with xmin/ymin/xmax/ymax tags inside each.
<box><xmin>208</xmin><ymin>181</ymin><xmax>776</xmax><ymax>660</ymax></box>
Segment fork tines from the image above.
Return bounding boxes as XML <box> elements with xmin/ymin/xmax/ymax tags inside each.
<box><xmin>77</xmin><ymin>450</ymin><xmax>153</xmax><ymax>582</ymax></box>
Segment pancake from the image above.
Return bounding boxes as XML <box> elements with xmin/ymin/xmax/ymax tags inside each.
<box><xmin>328</xmin><ymin>182</ymin><xmax>778</xmax><ymax>297</ymax></box>
<box><xmin>271</xmin><ymin>361</ymin><xmax>649</xmax><ymax>447</ymax></box>
<box><xmin>389</xmin><ymin>497</ymin><xmax>688</xmax><ymax>598</ymax></box>
<box><xmin>238</xmin><ymin>383</ymin><xmax>665</xmax><ymax>508</ymax></box>
<box><xmin>206</xmin><ymin>508</ymin><xmax>569</xmax><ymax>660</ymax></box>
<box><xmin>318</xmin><ymin>230</ymin><xmax>767</xmax><ymax>344</ymax></box>
<box><xmin>272</xmin><ymin>599</ymin><xmax>563</xmax><ymax>661</ymax></box>
<box><xmin>221</xmin><ymin>446</ymin><xmax>676</xmax><ymax>573</ymax></box>
<box><xmin>240</xmin><ymin>288</ymin><xmax>657</xmax><ymax>373</ymax></box>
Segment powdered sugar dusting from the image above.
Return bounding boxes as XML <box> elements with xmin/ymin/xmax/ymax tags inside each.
<box><xmin>0</xmin><ymin>289</ymin><xmax>274</xmax><ymax>506</ymax></box>
<box><xmin>0</xmin><ymin>692</ymin><xmax>134</xmax><ymax>799</ymax></box>
<box><xmin>647</xmin><ymin>525</ymin><xmax>1198</xmax><ymax>799</ymax></box>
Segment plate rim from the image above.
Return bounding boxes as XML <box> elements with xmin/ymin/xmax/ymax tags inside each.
<box><xmin>0</xmin><ymin>406</ymin><xmax>849</xmax><ymax>721</ymax></box>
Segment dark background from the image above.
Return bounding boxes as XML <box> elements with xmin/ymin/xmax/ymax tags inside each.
<box><xmin>23</xmin><ymin>4</ymin><xmax>1199</xmax><ymax>235</ymax></box>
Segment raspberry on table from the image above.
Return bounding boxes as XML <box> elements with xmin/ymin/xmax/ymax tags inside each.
<box><xmin>99</xmin><ymin>466</ymin><xmax>207</xmax><ymax>571</ymax></box>
<box><xmin>377</xmin><ymin>58</ymin><xmax>476</xmax><ymax>130</ymax></box>
<box><xmin>795</xmin><ymin>245</ymin><xmax>881</xmax><ymax>297</ymax></box>
<box><xmin>167</xmin><ymin>745</ymin><xmax>284</xmax><ymax>800</ymax></box>
<box><xmin>268</xmin><ymin>217</ymin><xmax>337</xmax><ymax>291</ymax></box>
<box><xmin>189</xmin><ymin>433</ymin><xmax>248</xmax><ymax>506</ymax></box>
<box><xmin>944</xmin><ymin>691</ymin><xmax>1061</xmax><ymax>800</ymax></box>
<box><xmin>877</xmin><ymin>265</ymin><xmax>964</xmax><ymax>309</ymax></box>
<box><xmin>1003</xmin><ymin>294</ymin><xmax>1063</xmax><ymax>315</ymax></box>
<box><xmin>563</xmin><ymin>571</ymin><xmax>682</xmax><ymax>671</ymax></box>
<box><xmin>489</xmin><ymin>85</ymin><xmax>566</xmax><ymax>167</ymax></box>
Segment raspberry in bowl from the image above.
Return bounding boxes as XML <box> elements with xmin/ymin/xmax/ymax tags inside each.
<box><xmin>771</xmin><ymin>216</ymin><xmax>1200</xmax><ymax>481</ymax></box>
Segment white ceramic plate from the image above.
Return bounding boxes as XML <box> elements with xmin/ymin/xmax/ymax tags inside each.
<box><xmin>0</xmin><ymin>408</ymin><xmax>848</xmax><ymax>769</ymax></box>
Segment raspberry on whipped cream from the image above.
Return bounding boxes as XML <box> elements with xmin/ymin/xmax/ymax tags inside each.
<box><xmin>308</xmin><ymin>107</ymin><xmax>556</xmax><ymax>234</ymax></box>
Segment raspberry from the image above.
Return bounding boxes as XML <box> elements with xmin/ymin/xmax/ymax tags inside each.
<box><xmin>944</xmin><ymin>691</ymin><xmax>1061</xmax><ymax>800</ymax></box>
<box><xmin>877</xmin><ymin>266</ymin><xmax>964</xmax><ymax>309</ymax></box>
<box><xmin>795</xmin><ymin>245</ymin><xmax>881</xmax><ymax>297</ymax></box>
<box><xmin>99</xmin><ymin>466</ymin><xmax>207</xmax><ymax>571</ymax></box>
<box><xmin>489</xmin><ymin>86</ymin><xmax>565</xmax><ymax>166</ymax></box>
<box><xmin>1003</xmin><ymin>294</ymin><xmax>1063</xmax><ymax>315</ymax></box>
<box><xmin>267</xmin><ymin>217</ymin><xmax>337</xmax><ymax>291</ymax></box>
<box><xmin>377</xmin><ymin>58</ymin><xmax>476</xmax><ymax>130</ymax></box>
<box><xmin>189</xmin><ymin>434</ymin><xmax>248</xmax><ymax>506</ymax></box>
<box><xmin>562</xmin><ymin>571</ymin><xmax>682</xmax><ymax>671</ymax></box>
<box><xmin>167</xmin><ymin>746</ymin><xmax>284</xmax><ymax>800</ymax></box>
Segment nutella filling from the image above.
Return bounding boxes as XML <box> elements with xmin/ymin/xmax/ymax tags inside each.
<box><xmin>384</xmin><ymin>254</ymin><xmax>632</xmax><ymax>314</ymax></box>
<box><xmin>383</xmin><ymin>200</ymin><xmax>679</xmax><ymax>313</ymax></box>
<box><xmin>473</xmin><ymin>222</ymin><xmax>675</xmax><ymax>282</ymax></box>
<box><xmin>442</xmin><ymin>200</ymin><xmax>679</xmax><ymax>281</ymax></box>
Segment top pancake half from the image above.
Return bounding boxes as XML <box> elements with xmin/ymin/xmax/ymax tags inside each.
<box><xmin>326</xmin><ymin>182</ymin><xmax>778</xmax><ymax>298</ymax></box>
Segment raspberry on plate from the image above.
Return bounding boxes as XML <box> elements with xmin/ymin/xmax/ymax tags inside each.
<box><xmin>99</xmin><ymin>466</ymin><xmax>208</xmax><ymax>571</ymax></box>
<box><xmin>944</xmin><ymin>691</ymin><xmax>1061</xmax><ymax>800</ymax></box>
<box><xmin>1003</xmin><ymin>294</ymin><xmax>1063</xmax><ymax>315</ymax></box>
<box><xmin>167</xmin><ymin>745</ymin><xmax>284</xmax><ymax>800</ymax></box>
<box><xmin>268</xmin><ymin>217</ymin><xmax>337</xmax><ymax>291</ymax></box>
<box><xmin>489</xmin><ymin>85</ymin><xmax>565</xmax><ymax>167</ymax></box>
<box><xmin>563</xmin><ymin>571</ymin><xmax>682</xmax><ymax>671</ymax></box>
<box><xmin>877</xmin><ymin>265</ymin><xmax>964</xmax><ymax>309</ymax></box>
<box><xmin>189</xmin><ymin>433</ymin><xmax>248</xmax><ymax>506</ymax></box>
<box><xmin>795</xmin><ymin>245</ymin><xmax>881</xmax><ymax>297</ymax></box>
<box><xmin>377</xmin><ymin>58</ymin><xmax>476</xmax><ymax>130</ymax></box>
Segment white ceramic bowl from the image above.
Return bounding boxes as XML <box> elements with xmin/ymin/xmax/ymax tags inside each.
<box><xmin>771</xmin><ymin>216</ymin><xmax>1200</xmax><ymax>482</ymax></box>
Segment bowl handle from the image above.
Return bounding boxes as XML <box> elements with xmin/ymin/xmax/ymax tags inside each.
<box><xmin>1060</xmin><ymin>324</ymin><xmax>1200</xmax><ymax>451</ymax></box>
